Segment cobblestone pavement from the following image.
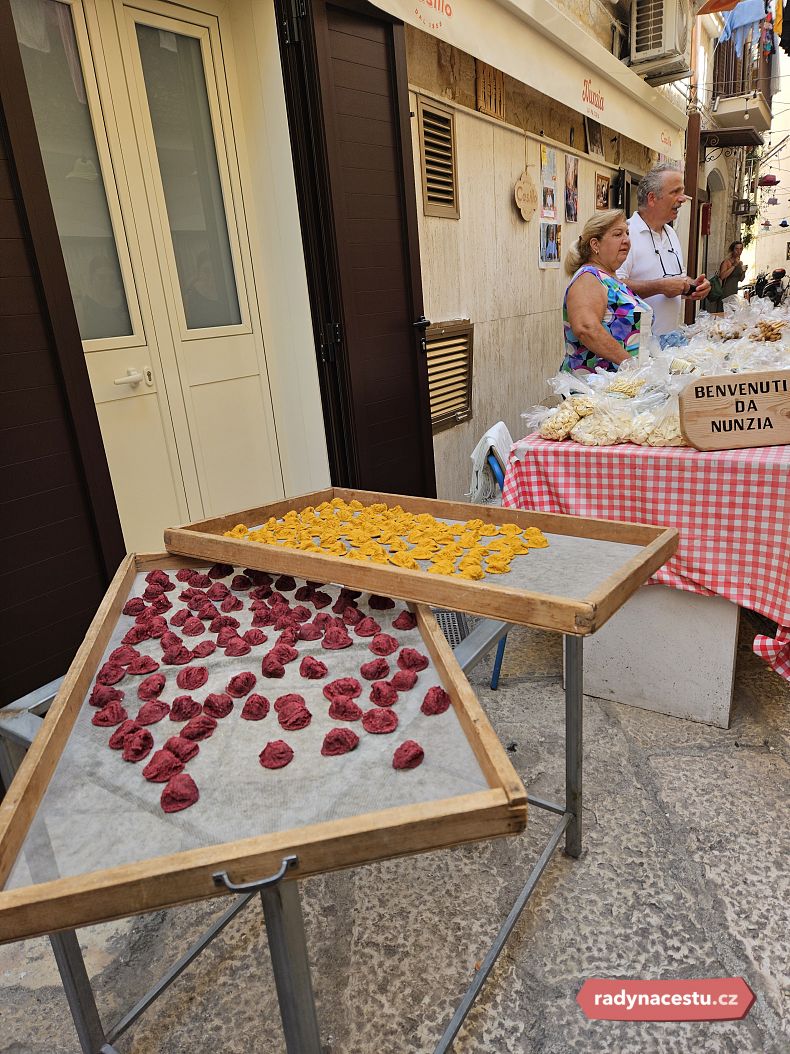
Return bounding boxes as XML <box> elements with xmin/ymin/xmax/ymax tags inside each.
<box><xmin>0</xmin><ymin>614</ymin><xmax>787</xmax><ymax>1053</ymax></box>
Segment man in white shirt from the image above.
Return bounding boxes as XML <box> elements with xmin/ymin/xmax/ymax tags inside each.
<box><xmin>617</xmin><ymin>163</ymin><xmax>710</xmax><ymax>337</ymax></box>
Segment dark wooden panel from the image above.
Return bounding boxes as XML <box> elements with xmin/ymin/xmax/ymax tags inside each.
<box><xmin>0</xmin><ymin>49</ymin><xmax>122</xmax><ymax>703</ymax></box>
<box><xmin>0</xmin><ymin>516</ymin><xmax>99</xmax><ymax>573</ymax></box>
<box><xmin>0</xmin><ymin>159</ymin><xmax>13</xmax><ymax>197</ymax></box>
<box><xmin>330</xmin><ymin>56</ymin><xmax>390</xmax><ymax>95</ymax></box>
<box><xmin>0</xmin><ymin>311</ymin><xmax>49</xmax><ymax>352</ymax></box>
<box><xmin>328</xmin><ymin>5</ymin><xmax>388</xmax><ymax>40</ymax></box>
<box><xmin>0</xmin><ymin>545</ymin><xmax>103</xmax><ymax>610</ymax></box>
<box><xmin>1</xmin><ymin>451</ymin><xmax>79</xmax><ymax>503</ymax></box>
<box><xmin>0</xmin><ymin>647</ymin><xmax>74</xmax><ymax>708</ymax></box>
<box><xmin>344</xmin><ymin>216</ymin><xmax>401</xmax><ymax>247</ymax></box>
<box><xmin>351</xmin><ymin>286</ymin><xmax>408</xmax><ymax>318</ymax></box>
<box><xmin>0</xmin><ymin>348</ymin><xmax>57</xmax><ymax>390</ymax></box>
<box><xmin>0</xmin><ymin>575</ymin><xmax>105</xmax><ymax>647</ymax></box>
<box><xmin>0</xmin><ymin>484</ymin><xmax>89</xmax><ymax>541</ymax></box>
<box><xmin>0</xmin><ymin>607</ymin><xmax>101</xmax><ymax>708</ymax></box>
<box><xmin>353</xmin><ymin>305</ymin><xmax>410</xmax><ymax>339</ymax></box>
<box><xmin>351</xmin><ymin>262</ymin><xmax>406</xmax><ymax>293</ymax></box>
<box><xmin>0</xmin><ymin>237</ymin><xmax>29</xmax><ymax>277</ymax></box>
<box><xmin>328</xmin><ymin>25</ymin><xmax>386</xmax><ymax>66</ymax></box>
<box><xmin>0</xmin><ymin>383</ymin><xmax>62</xmax><ymax>428</ymax></box>
<box><xmin>319</xmin><ymin>2</ymin><xmax>434</xmax><ymax>495</ymax></box>
<box><xmin>344</xmin><ymin>190</ymin><xmax>402</xmax><ymax>220</ymax></box>
<box><xmin>0</xmin><ymin>197</ymin><xmax>23</xmax><ymax>239</ymax></box>
<box><xmin>332</xmin><ymin>84</ymin><xmax>391</xmax><ymax>122</ymax></box>
<box><xmin>0</xmin><ymin>2</ymin><xmax>124</xmax><ymax>584</ymax></box>
<box><xmin>340</xmin><ymin>164</ymin><xmax>399</xmax><ymax>196</ymax></box>
<box><xmin>0</xmin><ymin>417</ymin><xmax>74</xmax><ymax>468</ymax></box>
<box><xmin>0</xmin><ymin>275</ymin><xmax>37</xmax><ymax>315</ymax></box>
<box><xmin>337</xmin><ymin>113</ymin><xmax>394</xmax><ymax>148</ymax></box>
<box><xmin>338</xmin><ymin>138</ymin><xmax>396</xmax><ymax>173</ymax></box>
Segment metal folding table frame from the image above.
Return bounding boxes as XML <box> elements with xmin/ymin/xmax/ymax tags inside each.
<box><xmin>0</xmin><ymin>622</ymin><xmax>583</xmax><ymax>1054</ymax></box>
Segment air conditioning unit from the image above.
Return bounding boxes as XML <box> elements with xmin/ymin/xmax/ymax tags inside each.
<box><xmin>630</xmin><ymin>0</ymin><xmax>692</xmax><ymax>85</ymax></box>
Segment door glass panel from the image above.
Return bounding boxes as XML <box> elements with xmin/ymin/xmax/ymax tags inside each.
<box><xmin>11</xmin><ymin>0</ymin><xmax>133</xmax><ymax>341</ymax></box>
<box><xmin>135</xmin><ymin>24</ymin><xmax>241</xmax><ymax>330</ymax></box>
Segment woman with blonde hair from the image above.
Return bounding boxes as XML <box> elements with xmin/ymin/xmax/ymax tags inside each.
<box><xmin>561</xmin><ymin>209</ymin><xmax>651</xmax><ymax>373</ymax></box>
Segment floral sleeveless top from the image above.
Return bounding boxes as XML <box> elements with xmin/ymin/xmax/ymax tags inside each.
<box><xmin>561</xmin><ymin>265</ymin><xmax>650</xmax><ymax>373</ymax></box>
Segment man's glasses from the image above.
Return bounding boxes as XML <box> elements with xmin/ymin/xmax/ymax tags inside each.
<box><xmin>647</xmin><ymin>225</ymin><xmax>683</xmax><ymax>277</ymax></box>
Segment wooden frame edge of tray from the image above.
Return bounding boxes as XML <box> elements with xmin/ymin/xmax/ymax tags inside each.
<box><xmin>167</xmin><ymin>486</ymin><xmax>667</xmax><ymax>547</ymax></box>
<box><xmin>163</xmin><ymin>487</ymin><xmax>673</xmax><ymax>635</ymax></box>
<box><xmin>415</xmin><ymin>605</ymin><xmax>527</xmax><ymax>807</ymax></box>
<box><xmin>584</xmin><ymin>526</ymin><xmax>680</xmax><ymax>632</ymax></box>
<box><xmin>0</xmin><ymin>554</ymin><xmax>139</xmax><ymax>887</ymax></box>
<box><xmin>0</xmin><ymin>789</ymin><xmax>522</xmax><ymax>944</ymax></box>
<box><xmin>0</xmin><ymin>556</ymin><xmax>526</xmax><ymax>944</ymax></box>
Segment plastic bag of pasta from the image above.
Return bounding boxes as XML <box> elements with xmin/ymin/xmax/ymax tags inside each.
<box><xmin>643</xmin><ymin>396</ymin><xmax>686</xmax><ymax>447</ymax></box>
<box><xmin>569</xmin><ymin>399</ymin><xmax>634</xmax><ymax>446</ymax></box>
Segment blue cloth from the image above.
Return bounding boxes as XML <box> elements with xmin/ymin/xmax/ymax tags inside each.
<box><xmin>720</xmin><ymin>0</ymin><xmax>767</xmax><ymax>57</ymax></box>
<box><xmin>658</xmin><ymin>331</ymin><xmax>689</xmax><ymax>349</ymax></box>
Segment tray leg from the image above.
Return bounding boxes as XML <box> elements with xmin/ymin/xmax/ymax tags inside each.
<box><xmin>260</xmin><ymin>881</ymin><xmax>322</xmax><ymax>1054</ymax></box>
<box><xmin>564</xmin><ymin>634</ymin><xmax>583</xmax><ymax>858</ymax></box>
<box><xmin>49</xmin><ymin>931</ymin><xmax>107</xmax><ymax>1054</ymax></box>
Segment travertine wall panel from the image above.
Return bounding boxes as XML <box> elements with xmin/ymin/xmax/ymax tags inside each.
<box><xmin>405</xmin><ymin>26</ymin><xmax>664</xmax><ymax>498</ymax></box>
<box><xmin>410</xmin><ymin>87</ymin><xmax>625</xmax><ymax>499</ymax></box>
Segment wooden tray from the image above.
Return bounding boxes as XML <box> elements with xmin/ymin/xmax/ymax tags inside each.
<box><xmin>164</xmin><ymin>488</ymin><xmax>678</xmax><ymax>635</ymax></box>
<box><xmin>0</xmin><ymin>554</ymin><xmax>526</xmax><ymax>944</ymax></box>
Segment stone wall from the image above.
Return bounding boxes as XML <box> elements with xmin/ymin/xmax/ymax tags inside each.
<box><xmin>405</xmin><ymin>26</ymin><xmax>654</xmax><ymax>172</ymax></box>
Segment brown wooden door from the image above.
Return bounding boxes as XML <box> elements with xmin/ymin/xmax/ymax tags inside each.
<box><xmin>0</xmin><ymin>2</ymin><xmax>124</xmax><ymax>706</ymax></box>
<box><xmin>312</xmin><ymin>0</ymin><xmax>435</xmax><ymax>496</ymax></box>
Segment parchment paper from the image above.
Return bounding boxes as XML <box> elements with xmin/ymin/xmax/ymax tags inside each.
<box><xmin>247</xmin><ymin>514</ymin><xmax>645</xmax><ymax>601</ymax></box>
<box><xmin>6</xmin><ymin>571</ymin><xmax>489</xmax><ymax>890</ymax></box>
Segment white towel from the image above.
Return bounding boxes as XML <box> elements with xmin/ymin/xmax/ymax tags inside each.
<box><xmin>468</xmin><ymin>421</ymin><xmax>513</xmax><ymax>504</ymax></box>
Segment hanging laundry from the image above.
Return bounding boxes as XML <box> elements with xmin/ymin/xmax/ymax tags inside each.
<box><xmin>781</xmin><ymin>0</ymin><xmax>790</xmax><ymax>55</ymax></box>
<box><xmin>720</xmin><ymin>0</ymin><xmax>769</xmax><ymax>57</ymax></box>
<box><xmin>762</xmin><ymin>10</ymin><xmax>776</xmax><ymax>53</ymax></box>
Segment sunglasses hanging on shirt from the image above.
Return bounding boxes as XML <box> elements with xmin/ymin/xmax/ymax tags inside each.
<box><xmin>646</xmin><ymin>226</ymin><xmax>683</xmax><ymax>277</ymax></box>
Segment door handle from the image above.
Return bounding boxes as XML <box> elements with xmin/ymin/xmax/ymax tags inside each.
<box><xmin>413</xmin><ymin>316</ymin><xmax>431</xmax><ymax>353</ymax></box>
<box><xmin>113</xmin><ymin>368</ymin><xmax>144</xmax><ymax>388</ymax></box>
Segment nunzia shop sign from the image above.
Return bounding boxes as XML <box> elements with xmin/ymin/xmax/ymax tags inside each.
<box><xmin>679</xmin><ymin>369</ymin><xmax>790</xmax><ymax>450</ymax></box>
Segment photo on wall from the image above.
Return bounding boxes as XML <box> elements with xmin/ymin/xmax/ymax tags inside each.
<box><xmin>539</xmin><ymin>222</ymin><xmax>562</xmax><ymax>269</ymax></box>
<box><xmin>565</xmin><ymin>154</ymin><xmax>579</xmax><ymax>223</ymax></box>
<box><xmin>595</xmin><ymin>172</ymin><xmax>611</xmax><ymax>211</ymax></box>
<box><xmin>584</xmin><ymin>116</ymin><xmax>605</xmax><ymax>159</ymax></box>
<box><xmin>540</xmin><ymin>144</ymin><xmax>558</xmax><ymax>220</ymax></box>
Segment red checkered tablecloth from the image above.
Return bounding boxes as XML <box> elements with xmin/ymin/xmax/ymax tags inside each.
<box><xmin>502</xmin><ymin>436</ymin><xmax>790</xmax><ymax>682</ymax></box>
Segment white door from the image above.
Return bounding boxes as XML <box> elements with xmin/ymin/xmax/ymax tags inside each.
<box><xmin>11</xmin><ymin>0</ymin><xmax>284</xmax><ymax>550</ymax></box>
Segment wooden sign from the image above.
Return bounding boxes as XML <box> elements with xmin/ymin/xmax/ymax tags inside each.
<box><xmin>679</xmin><ymin>369</ymin><xmax>790</xmax><ymax>451</ymax></box>
<box><xmin>514</xmin><ymin>169</ymin><xmax>537</xmax><ymax>222</ymax></box>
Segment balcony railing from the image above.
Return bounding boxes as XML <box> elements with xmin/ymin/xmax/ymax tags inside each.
<box><xmin>712</xmin><ymin>25</ymin><xmax>772</xmax><ymax>102</ymax></box>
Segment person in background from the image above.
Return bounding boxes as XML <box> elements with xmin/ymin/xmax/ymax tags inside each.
<box><xmin>561</xmin><ymin>209</ymin><xmax>651</xmax><ymax>373</ymax></box>
<box><xmin>707</xmin><ymin>240</ymin><xmax>746</xmax><ymax>314</ymax></box>
<box><xmin>616</xmin><ymin>162</ymin><xmax>710</xmax><ymax>337</ymax></box>
<box><xmin>546</xmin><ymin>225</ymin><xmax>558</xmax><ymax>262</ymax></box>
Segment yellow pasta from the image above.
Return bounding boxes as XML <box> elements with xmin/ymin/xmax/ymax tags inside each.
<box><xmin>223</xmin><ymin>498</ymin><xmax>549</xmax><ymax>577</ymax></box>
